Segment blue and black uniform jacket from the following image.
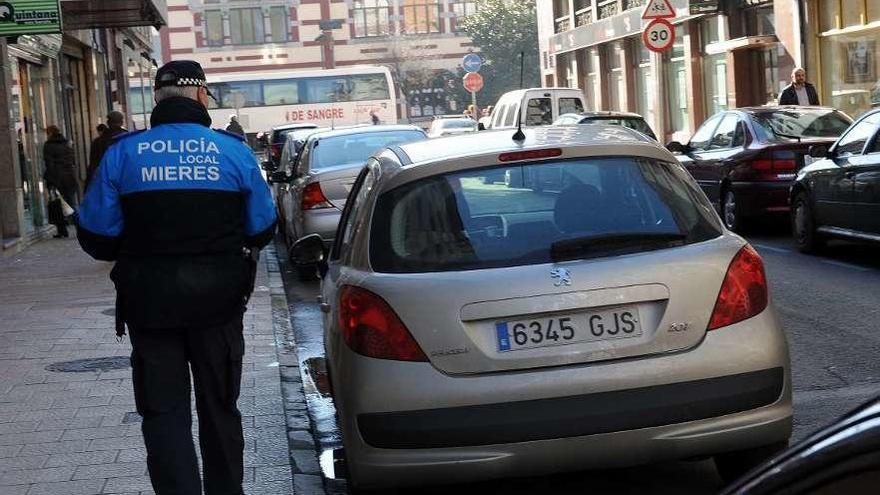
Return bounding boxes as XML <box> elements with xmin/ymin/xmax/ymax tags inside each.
<box><xmin>77</xmin><ymin>97</ymin><xmax>277</xmax><ymax>330</ymax></box>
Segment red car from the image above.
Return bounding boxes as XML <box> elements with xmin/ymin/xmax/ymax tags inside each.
<box><xmin>666</xmin><ymin>107</ymin><xmax>852</xmax><ymax>231</ymax></box>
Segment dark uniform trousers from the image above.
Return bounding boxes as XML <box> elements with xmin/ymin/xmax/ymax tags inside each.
<box><xmin>130</xmin><ymin>318</ymin><xmax>245</xmax><ymax>495</ymax></box>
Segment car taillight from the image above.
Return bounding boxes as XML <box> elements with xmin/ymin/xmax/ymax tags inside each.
<box><xmin>750</xmin><ymin>158</ymin><xmax>797</xmax><ymax>174</ymax></box>
<box><xmin>301</xmin><ymin>182</ymin><xmax>332</xmax><ymax>210</ymax></box>
<box><xmin>338</xmin><ymin>286</ymin><xmax>428</xmax><ymax>362</ymax></box>
<box><xmin>708</xmin><ymin>245</ymin><xmax>768</xmax><ymax>331</ymax></box>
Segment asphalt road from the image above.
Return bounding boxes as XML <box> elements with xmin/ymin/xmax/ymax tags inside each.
<box><xmin>277</xmin><ymin>220</ymin><xmax>880</xmax><ymax>495</ymax></box>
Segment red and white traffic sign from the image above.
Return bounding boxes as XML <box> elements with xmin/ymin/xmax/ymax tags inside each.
<box><xmin>642</xmin><ymin>18</ymin><xmax>675</xmax><ymax>53</ymax></box>
<box><xmin>463</xmin><ymin>72</ymin><xmax>484</xmax><ymax>93</ymax></box>
<box><xmin>642</xmin><ymin>0</ymin><xmax>676</xmax><ymax>19</ymax></box>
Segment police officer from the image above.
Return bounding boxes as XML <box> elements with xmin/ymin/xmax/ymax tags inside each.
<box><xmin>77</xmin><ymin>60</ymin><xmax>276</xmax><ymax>495</ymax></box>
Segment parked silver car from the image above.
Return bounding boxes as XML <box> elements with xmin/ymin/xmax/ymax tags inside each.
<box><xmin>276</xmin><ymin>124</ymin><xmax>426</xmax><ymax>278</ymax></box>
<box><xmin>292</xmin><ymin>126</ymin><xmax>793</xmax><ymax>489</ymax></box>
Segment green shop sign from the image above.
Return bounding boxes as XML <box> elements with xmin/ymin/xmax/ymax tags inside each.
<box><xmin>0</xmin><ymin>0</ymin><xmax>62</xmax><ymax>36</ymax></box>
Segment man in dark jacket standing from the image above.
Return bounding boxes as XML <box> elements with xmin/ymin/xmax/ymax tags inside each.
<box><xmin>86</xmin><ymin>111</ymin><xmax>126</xmax><ymax>190</ymax></box>
<box><xmin>43</xmin><ymin>125</ymin><xmax>78</xmax><ymax>237</ymax></box>
<box><xmin>225</xmin><ymin>115</ymin><xmax>245</xmax><ymax>137</ymax></box>
<box><xmin>76</xmin><ymin>60</ymin><xmax>277</xmax><ymax>495</ymax></box>
<box><xmin>778</xmin><ymin>67</ymin><xmax>820</xmax><ymax>106</ymax></box>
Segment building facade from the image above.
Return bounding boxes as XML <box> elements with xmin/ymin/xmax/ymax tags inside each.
<box><xmin>0</xmin><ymin>1</ymin><xmax>165</xmax><ymax>254</ymax></box>
<box><xmin>536</xmin><ymin>0</ymin><xmax>856</xmax><ymax>143</ymax></box>
<box><xmin>159</xmin><ymin>0</ymin><xmax>478</xmax><ymax>123</ymax></box>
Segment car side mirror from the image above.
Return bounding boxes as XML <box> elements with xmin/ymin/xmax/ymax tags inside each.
<box><xmin>291</xmin><ymin>234</ymin><xmax>328</xmax><ymax>276</ymax></box>
<box><xmin>268</xmin><ymin>171</ymin><xmax>290</xmax><ymax>183</ymax></box>
<box><xmin>808</xmin><ymin>144</ymin><xmax>829</xmax><ymax>159</ymax></box>
<box><xmin>666</xmin><ymin>141</ymin><xmax>687</xmax><ymax>154</ymax></box>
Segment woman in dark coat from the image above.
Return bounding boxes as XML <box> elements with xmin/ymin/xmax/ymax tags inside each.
<box><xmin>43</xmin><ymin>125</ymin><xmax>78</xmax><ymax>238</ymax></box>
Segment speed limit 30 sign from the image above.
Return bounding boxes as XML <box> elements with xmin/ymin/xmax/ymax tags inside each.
<box><xmin>643</xmin><ymin>18</ymin><xmax>675</xmax><ymax>53</ymax></box>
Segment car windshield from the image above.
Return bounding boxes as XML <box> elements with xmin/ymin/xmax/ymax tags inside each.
<box><xmin>370</xmin><ymin>157</ymin><xmax>722</xmax><ymax>273</ymax></box>
<box><xmin>752</xmin><ymin>109</ymin><xmax>852</xmax><ymax>141</ymax></box>
<box><xmin>583</xmin><ymin>117</ymin><xmax>656</xmax><ymax>139</ymax></box>
<box><xmin>312</xmin><ymin>130</ymin><xmax>425</xmax><ymax>170</ymax></box>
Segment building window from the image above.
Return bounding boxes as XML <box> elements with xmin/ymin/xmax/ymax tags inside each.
<box><xmin>451</xmin><ymin>1</ymin><xmax>476</xmax><ymax>18</ymax></box>
<box><xmin>664</xmin><ymin>25</ymin><xmax>689</xmax><ymax>137</ymax></box>
<box><xmin>229</xmin><ymin>8</ymin><xmax>265</xmax><ymax>45</ymax></box>
<box><xmin>634</xmin><ymin>37</ymin><xmax>654</xmax><ymax>127</ymax></box>
<box><xmin>402</xmin><ymin>0</ymin><xmax>440</xmax><ymax>34</ymax></box>
<box><xmin>605</xmin><ymin>42</ymin><xmax>625</xmax><ymax>111</ymax></box>
<box><xmin>205</xmin><ymin>10</ymin><xmax>224</xmax><ymax>46</ymax></box>
<box><xmin>269</xmin><ymin>6</ymin><xmax>289</xmax><ymax>42</ymax></box>
<box><xmin>451</xmin><ymin>1</ymin><xmax>476</xmax><ymax>31</ymax></box>
<box><xmin>353</xmin><ymin>0</ymin><xmax>391</xmax><ymax>38</ymax></box>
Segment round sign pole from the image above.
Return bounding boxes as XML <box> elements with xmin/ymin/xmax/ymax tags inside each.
<box><xmin>642</xmin><ymin>18</ymin><xmax>675</xmax><ymax>53</ymax></box>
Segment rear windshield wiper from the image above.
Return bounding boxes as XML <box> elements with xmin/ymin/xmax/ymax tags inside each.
<box><xmin>551</xmin><ymin>232</ymin><xmax>687</xmax><ymax>262</ymax></box>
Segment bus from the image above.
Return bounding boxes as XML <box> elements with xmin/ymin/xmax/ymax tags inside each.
<box><xmin>205</xmin><ymin>65</ymin><xmax>397</xmax><ymax>134</ymax></box>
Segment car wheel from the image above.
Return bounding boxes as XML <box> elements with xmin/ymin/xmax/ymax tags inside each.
<box><xmin>714</xmin><ymin>440</ymin><xmax>788</xmax><ymax>485</ymax></box>
<box><xmin>721</xmin><ymin>189</ymin><xmax>743</xmax><ymax>232</ymax></box>
<box><xmin>792</xmin><ymin>192</ymin><xmax>823</xmax><ymax>253</ymax></box>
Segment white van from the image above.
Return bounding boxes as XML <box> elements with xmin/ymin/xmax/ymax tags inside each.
<box><xmin>488</xmin><ymin>88</ymin><xmax>585</xmax><ymax>130</ymax></box>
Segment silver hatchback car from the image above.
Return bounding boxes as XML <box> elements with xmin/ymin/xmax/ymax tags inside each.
<box><xmin>277</xmin><ymin>125</ymin><xmax>426</xmax><ymax>277</ymax></box>
<box><xmin>292</xmin><ymin>126</ymin><xmax>792</xmax><ymax>489</ymax></box>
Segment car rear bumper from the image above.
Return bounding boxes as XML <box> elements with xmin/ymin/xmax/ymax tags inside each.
<box><xmin>730</xmin><ymin>181</ymin><xmax>792</xmax><ymax>215</ymax></box>
<box><xmin>333</xmin><ymin>306</ymin><xmax>792</xmax><ymax>487</ymax></box>
<box><xmin>358</xmin><ymin>367</ymin><xmax>784</xmax><ymax>449</ymax></box>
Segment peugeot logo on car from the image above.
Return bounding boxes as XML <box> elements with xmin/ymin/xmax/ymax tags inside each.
<box><xmin>550</xmin><ymin>267</ymin><xmax>572</xmax><ymax>287</ymax></box>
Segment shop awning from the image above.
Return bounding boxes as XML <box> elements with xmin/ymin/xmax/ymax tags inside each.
<box><xmin>60</xmin><ymin>0</ymin><xmax>167</xmax><ymax>30</ymax></box>
<box><xmin>704</xmin><ymin>35</ymin><xmax>778</xmax><ymax>55</ymax></box>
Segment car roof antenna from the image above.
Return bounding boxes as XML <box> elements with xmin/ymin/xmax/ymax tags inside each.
<box><xmin>512</xmin><ymin>51</ymin><xmax>526</xmax><ymax>142</ymax></box>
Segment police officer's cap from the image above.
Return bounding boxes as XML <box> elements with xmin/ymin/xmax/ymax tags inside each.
<box><xmin>155</xmin><ymin>60</ymin><xmax>215</xmax><ymax>98</ymax></box>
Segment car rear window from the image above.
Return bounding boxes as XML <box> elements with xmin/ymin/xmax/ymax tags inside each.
<box><xmin>584</xmin><ymin>117</ymin><xmax>656</xmax><ymax>139</ymax></box>
<box><xmin>439</xmin><ymin>119</ymin><xmax>478</xmax><ymax>129</ymax></box>
<box><xmin>752</xmin><ymin>109</ymin><xmax>852</xmax><ymax>141</ymax></box>
<box><xmin>312</xmin><ymin>130</ymin><xmax>425</xmax><ymax>170</ymax></box>
<box><xmin>370</xmin><ymin>157</ymin><xmax>723</xmax><ymax>273</ymax></box>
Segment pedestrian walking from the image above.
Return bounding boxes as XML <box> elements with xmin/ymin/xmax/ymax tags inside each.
<box><xmin>86</xmin><ymin>111</ymin><xmax>127</xmax><ymax>190</ymax></box>
<box><xmin>76</xmin><ymin>60</ymin><xmax>277</xmax><ymax>495</ymax></box>
<box><xmin>778</xmin><ymin>68</ymin><xmax>820</xmax><ymax>106</ymax></box>
<box><xmin>225</xmin><ymin>115</ymin><xmax>246</xmax><ymax>137</ymax></box>
<box><xmin>370</xmin><ymin>109</ymin><xmax>380</xmax><ymax>125</ymax></box>
<box><xmin>43</xmin><ymin>125</ymin><xmax>78</xmax><ymax>238</ymax></box>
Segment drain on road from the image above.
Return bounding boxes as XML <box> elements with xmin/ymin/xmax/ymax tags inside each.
<box><xmin>46</xmin><ymin>356</ymin><xmax>130</xmax><ymax>373</ymax></box>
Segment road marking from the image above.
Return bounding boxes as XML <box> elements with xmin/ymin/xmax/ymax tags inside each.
<box><xmin>819</xmin><ymin>259</ymin><xmax>872</xmax><ymax>272</ymax></box>
<box><xmin>751</xmin><ymin>243</ymin><xmax>792</xmax><ymax>254</ymax></box>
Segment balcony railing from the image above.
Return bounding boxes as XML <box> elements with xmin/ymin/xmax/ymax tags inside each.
<box><xmin>623</xmin><ymin>0</ymin><xmax>646</xmax><ymax>10</ymax></box>
<box><xmin>575</xmin><ymin>7</ymin><xmax>592</xmax><ymax>27</ymax></box>
<box><xmin>555</xmin><ymin>16</ymin><xmax>571</xmax><ymax>33</ymax></box>
<box><xmin>597</xmin><ymin>0</ymin><xmax>619</xmax><ymax>19</ymax></box>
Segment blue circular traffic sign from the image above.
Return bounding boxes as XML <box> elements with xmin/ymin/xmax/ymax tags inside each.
<box><xmin>462</xmin><ymin>53</ymin><xmax>482</xmax><ymax>73</ymax></box>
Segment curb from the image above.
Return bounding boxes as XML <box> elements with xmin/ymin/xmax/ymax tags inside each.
<box><xmin>265</xmin><ymin>243</ymin><xmax>327</xmax><ymax>495</ymax></box>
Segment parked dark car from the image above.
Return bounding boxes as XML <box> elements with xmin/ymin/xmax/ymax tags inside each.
<box><xmin>265</xmin><ymin>123</ymin><xmax>318</xmax><ymax>169</ymax></box>
<box><xmin>721</xmin><ymin>397</ymin><xmax>880</xmax><ymax>495</ymax></box>
<box><xmin>554</xmin><ymin>111</ymin><xmax>657</xmax><ymax>140</ymax></box>
<box><xmin>790</xmin><ymin>108</ymin><xmax>880</xmax><ymax>252</ymax></box>
<box><xmin>666</xmin><ymin>106</ymin><xmax>852</xmax><ymax>231</ymax></box>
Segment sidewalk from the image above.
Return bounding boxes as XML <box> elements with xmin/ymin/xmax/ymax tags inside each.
<box><xmin>0</xmin><ymin>236</ymin><xmax>308</xmax><ymax>494</ymax></box>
